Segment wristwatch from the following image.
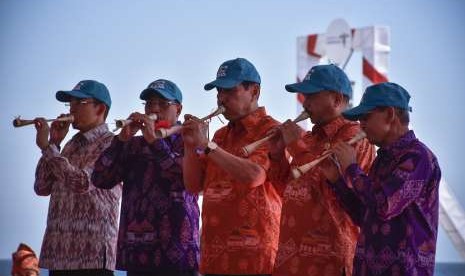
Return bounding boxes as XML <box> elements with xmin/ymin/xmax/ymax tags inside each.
<box><xmin>203</xmin><ymin>141</ymin><xmax>218</xmax><ymax>155</ymax></box>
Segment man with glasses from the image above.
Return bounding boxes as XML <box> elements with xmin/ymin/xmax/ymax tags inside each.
<box><xmin>321</xmin><ymin>82</ymin><xmax>441</xmax><ymax>276</ymax></box>
<box><xmin>92</xmin><ymin>79</ymin><xmax>200</xmax><ymax>276</ymax></box>
<box><xmin>34</xmin><ymin>80</ymin><xmax>122</xmax><ymax>276</ymax></box>
<box><xmin>182</xmin><ymin>58</ymin><xmax>282</xmax><ymax>276</ymax></box>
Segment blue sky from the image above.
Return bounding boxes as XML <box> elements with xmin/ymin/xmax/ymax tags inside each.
<box><xmin>1</xmin><ymin>0</ymin><xmax>465</xmax><ymax>262</ymax></box>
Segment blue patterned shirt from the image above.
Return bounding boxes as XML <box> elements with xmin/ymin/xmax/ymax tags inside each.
<box><xmin>92</xmin><ymin>132</ymin><xmax>200</xmax><ymax>273</ymax></box>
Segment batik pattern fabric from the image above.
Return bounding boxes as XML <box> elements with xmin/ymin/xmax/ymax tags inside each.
<box><xmin>92</xmin><ymin>132</ymin><xmax>200</xmax><ymax>273</ymax></box>
<box><xmin>331</xmin><ymin>130</ymin><xmax>441</xmax><ymax>276</ymax></box>
<box><xmin>272</xmin><ymin>117</ymin><xmax>375</xmax><ymax>276</ymax></box>
<box><xmin>35</xmin><ymin>124</ymin><xmax>122</xmax><ymax>270</ymax></box>
<box><xmin>199</xmin><ymin>107</ymin><xmax>283</xmax><ymax>275</ymax></box>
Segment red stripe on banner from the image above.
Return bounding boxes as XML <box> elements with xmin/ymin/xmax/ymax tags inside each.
<box><xmin>307</xmin><ymin>34</ymin><xmax>322</xmax><ymax>58</ymax></box>
<box><xmin>363</xmin><ymin>58</ymin><xmax>388</xmax><ymax>83</ymax></box>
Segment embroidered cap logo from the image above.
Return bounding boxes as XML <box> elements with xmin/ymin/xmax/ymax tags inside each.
<box><xmin>304</xmin><ymin>69</ymin><xmax>315</xmax><ymax>81</ymax></box>
<box><xmin>150</xmin><ymin>80</ymin><xmax>166</xmax><ymax>90</ymax></box>
<box><xmin>217</xmin><ymin>65</ymin><xmax>228</xmax><ymax>78</ymax></box>
<box><xmin>73</xmin><ymin>82</ymin><xmax>83</xmax><ymax>91</ymax></box>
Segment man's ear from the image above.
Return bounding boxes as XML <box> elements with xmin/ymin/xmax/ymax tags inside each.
<box><xmin>251</xmin><ymin>84</ymin><xmax>260</xmax><ymax>101</ymax></box>
<box><xmin>97</xmin><ymin>103</ymin><xmax>107</xmax><ymax>117</ymax></box>
<box><xmin>332</xmin><ymin>92</ymin><xmax>344</xmax><ymax>107</ymax></box>
<box><xmin>386</xmin><ymin>106</ymin><xmax>396</xmax><ymax>123</ymax></box>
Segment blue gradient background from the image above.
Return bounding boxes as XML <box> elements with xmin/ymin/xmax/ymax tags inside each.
<box><xmin>1</xmin><ymin>0</ymin><xmax>464</xmax><ymax>264</ymax></box>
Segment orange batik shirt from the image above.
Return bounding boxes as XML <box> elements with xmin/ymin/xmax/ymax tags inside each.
<box><xmin>271</xmin><ymin>116</ymin><xmax>375</xmax><ymax>276</ymax></box>
<box><xmin>199</xmin><ymin>107</ymin><xmax>283</xmax><ymax>275</ymax></box>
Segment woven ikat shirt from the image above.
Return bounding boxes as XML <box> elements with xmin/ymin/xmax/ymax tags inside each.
<box><xmin>35</xmin><ymin>124</ymin><xmax>122</xmax><ymax>270</ymax></box>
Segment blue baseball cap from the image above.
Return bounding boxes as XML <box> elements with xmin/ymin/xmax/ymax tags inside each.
<box><xmin>56</xmin><ymin>80</ymin><xmax>111</xmax><ymax>108</ymax></box>
<box><xmin>343</xmin><ymin>82</ymin><xmax>412</xmax><ymax>121</ymax></box>
<box><xmin>204</xmin><ymin>58</ymin><xmax>261</xmax><ymax>91</ymax></box>
<box><xmin>285</xmin><ymin>64</ymin><xmax>352</xmax><ymax>98</ymax></box>
<box><xmin>139</xmin><ymin>79</ymin><xmax>183</xmax><ymax>103</ymax></box>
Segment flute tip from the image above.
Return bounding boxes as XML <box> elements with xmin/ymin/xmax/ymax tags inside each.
<box><xmin>291</xmin><ymin>168</ymin><xmax>302</xmax><ymax>179</ymax></box>
<box><xmin>241</xmin><ymin>147</ymin><xmax>249</xmax><ymax>157</ymax></box>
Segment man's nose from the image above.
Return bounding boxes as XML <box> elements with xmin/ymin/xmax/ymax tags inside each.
<box><xmin>146</xmin><ymin>104</ymin><xmax>160</xmax><ymax>114</ymax></box>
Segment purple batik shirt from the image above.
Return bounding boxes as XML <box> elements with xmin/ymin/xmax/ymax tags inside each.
<box><xmin>330</xmin><ymin>131</ymin><xmax>441</xmax><ymax>276</ymax></box>
<box><xmin>92</xmin><ymin>131</ymin><xmax>200</xmax><ymax>273</ymax></box>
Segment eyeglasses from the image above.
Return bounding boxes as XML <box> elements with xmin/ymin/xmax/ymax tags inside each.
<box><xmin>64</xmin><ymin>99</ymin><xmax>97</xmax><ymax>107</ymax></box>
<box><xmin>143</xmin><ymin>99</ymin><xmax>178</xmax><ymax>109</ymax></box>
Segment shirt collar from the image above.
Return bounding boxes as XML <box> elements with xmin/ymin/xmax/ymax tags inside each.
<box><xmin>227</xmin><ymin>107</ymin><xmax>267</xmax><ymax>133</ymax></box>
<box><xmin>74</xmin><ymin>123</ymin><xmax>110</xmax><ymax>144</ymax></box>
<box><xmin>311</xmin><ymin>116</ymin><xmax>347</xmax><ymax>139</ymax></box>
<box><xmin>377</xmin><ymin>130</ymin><xmax>416</xmax><ymax>157</ymax></box>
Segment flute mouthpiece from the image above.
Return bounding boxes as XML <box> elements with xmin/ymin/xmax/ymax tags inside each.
<box><xmin>217</xmin><ymin>105</ymin><xmax>226</xmax><ymax>114</ymax></box>
<box><xmin>294</xmin><ymin>111</ymin><xmax>310</xmax><ymax>123</ymax></box>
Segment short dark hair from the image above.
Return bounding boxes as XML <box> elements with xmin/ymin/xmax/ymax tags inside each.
<box><xmin>395</xmin><ymin>108</ymin><xmax>410</xmax><ymax>125</ymax></box>
<box><xmin>93</xmin><ymin>99</ymin><xmax>109</xmax><ymax>120</ymax></box>
<box><xmin>328</xmin><ymin>91</ymin><xmax>350</xmax><ymax>106</ymax></box>
<box><xmin>241</xmin><ymin>81</ymin><xmax>260</xmax><ymax>90</ymax></box>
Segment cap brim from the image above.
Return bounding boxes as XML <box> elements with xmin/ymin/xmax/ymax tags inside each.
<box><xmin>56</xmin><ymin>90</ymin><xmax>91</xmax><ymax>102</ymax></box>
<box><xmin>204</xmin><ymin>78</ymin><xmax>242</xmax><ymax>91</ymax></box>
<box><xmin>139</xmin><ymin>88</ymin><xmax>178</xmax><ymax>102</ymax></box>
<box><xmin>342</xmin><ymin>104</ymin><xmax>376</xmax><ymax>121</ymax></box>
<box><xmin>285</xmin><ymin>81</ymin><xmax>325</xmax><ymax>94</ymax></box>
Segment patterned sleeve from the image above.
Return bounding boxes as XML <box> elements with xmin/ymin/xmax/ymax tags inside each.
<box><xmin>245</xmin><ymin>119</ymin><xmax>285</xmax><ymax>193</ymax></box>
<box><xmin>147</xmin><ymin>134</ymin><xmax>184</xmax><ymax>174</ymax></box>
<box><xmin>247</xmin><ymin>142</ymin><xmax>272</xmax><ymax>172</ymax></box>
<box><xmin>267</xmin><ymin>153</ymin><xmax>291</xmax><ymax>196</ymax></box>
<box><xmin>330</xmin><ymin>178</ymin><xmax>365</xmax><ymax>226</ymax></box>
<box><xmin>34</xmin><ymin>145</ymin><xmax>61</xmax><ymax>196</ymax></box>
<box><xmin>326</xmin><ymin>123</ymin><xmax>374</xmax><ymax>225</ymax></box>
<box><xmin>286</xmin><ymin>133</ymin><xmax>313</xmax><ymax>162</ymax></box>
<box><xmin>343</xmin><ymin>148</ymin><xmax>434</xmax><ymax>221</ymax></box>
<box><xmin>44</xmin><ymin>136</ymin><xmax>113</xmax><ymax>193</ymax></box>
<box><xmin>92</xmin><ymin>136</ymin><xmax>128</xmax><ymax>190</ymax></box>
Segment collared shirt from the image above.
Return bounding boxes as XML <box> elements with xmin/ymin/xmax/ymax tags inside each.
<box><xmin>331</xmin><ymin>130</ymin><xmax>441</xmax><ymax>276</ymax></box>
<box><xmin>34</xmin><ymin>123</ymin><xmax>122</xmax><ymax>270</ymax></box>
<box><xmin>199</xmin><ymin>107</ymin><xmax>282</xmax><ymax>275</ymax></box>
<box><xmin>92</xmin><ymin>132</ymin><xmax>200</xmax><ymax>273</ymax></box>
<box><xmin>272</xmin><ymin>116</ymin><xmax>375</xmax><ymax>276</ymax></box>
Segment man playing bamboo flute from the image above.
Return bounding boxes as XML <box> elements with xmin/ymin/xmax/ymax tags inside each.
<box><xmin>182</xmin><ymin>58</ymin><xmax>282</xmax><ymax>276</ymax></box>
<box><xmin>92</xmin><ymin>79</ymin><xmax>200</xmax><ymax>276</ymax></box>
<box><xmin>34</xmin><ymin>80</ymin><xmax>121</xmax><ymax>276</ymax></box>
<box><xmin>269</xmin><ymin>64</ymin><xmax>375</xmax><ymax>276</ymax></box>
<box><xmin>321</xmin><ymin>82</ymin><xmax>441</xmax><ymax>276</ymax></box>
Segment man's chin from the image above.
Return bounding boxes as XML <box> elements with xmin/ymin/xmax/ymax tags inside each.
<box><xmin>309</xmin><ymin>117</ymin><xmax>319</xmax><ymax>125</ymax></box>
